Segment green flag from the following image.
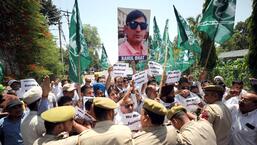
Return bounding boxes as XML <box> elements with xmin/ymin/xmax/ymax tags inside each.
<box><xmin>161</xmin><ymin>19</ymin><xmax>174</xmax><ymax>71</ymax></box>
<box><xmin>173</xmin><ymin>6</ymin><xmax>201</xmax><ymax>72</ymax></box>
<box><xmin>69</xmin><ymin>0</ymin><xmax>91</xmax><ymax>83</ymax></box>
<box><xmin>150</xmin><ymin>17</ymin><xmax>162</xmax><ymax>62</ymax></box>
<box><xmin>158</xmin><ymin>19</ymin><xmax>170</xmax><ymax>64</ymax></box>
<box><xmin>197</xmin><ymin>0</ymin><xmax>236</xmax><ymax>44</ymax></box>
<box><xmin>99</xmin><ymin>44</ymin><xmax>110</xmax><ymax>70</ymax></box>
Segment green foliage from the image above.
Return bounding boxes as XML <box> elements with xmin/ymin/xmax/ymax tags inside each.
<box><xmin>40</xmin><ymin>0</ymin><xmax>61</xmax><ymax>25</ymax></box>
<box><xmin>83</xmin><ymin>24</ymin><xmax>101</xmax><ymax>71</ymax></box>
<box><xmin>247</xmin><ymin>0</ymin><xmax>257</xmax><ymax>78</ymax></box>
<box><xmin>0</xmin><ymin>0</ymin><xmax>63</xmax><ymax>79</ymax></box>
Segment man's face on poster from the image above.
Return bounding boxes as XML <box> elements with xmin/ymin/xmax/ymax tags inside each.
<box><xmin>125</xmin><ymin>17</ymin><xmax>147</xmax><ymax>44</ymax></box>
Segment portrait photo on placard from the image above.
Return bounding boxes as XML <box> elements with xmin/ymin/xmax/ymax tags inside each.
<box><xmin>118</xmin><ymin>7</ymin><xmax>150</xmax><ymax>61</ymax></box>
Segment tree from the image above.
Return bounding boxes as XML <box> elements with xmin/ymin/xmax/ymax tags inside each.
<box><xmin>247</xmin><ymin>0</ymin><xmax>257</xmax><ymax>78</ymax></box>
<box><xmin>0</xmin><ymin>0</ymin><xmax>63</xmax><ymax>79</ymax></box>
<box><xmin>83</xmin><ymin>24</ymin><xmax>101</xmax><ymax>71</ymax></box>
<box><xmin>40</xmin><ymin>0</ymin><xmax>61</xmax><ymax>25</ymax></box>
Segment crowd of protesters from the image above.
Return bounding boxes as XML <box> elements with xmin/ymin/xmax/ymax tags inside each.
<box><xmin>0</xmin><ymin>66</ymin><xmax>256</xmax><ymax>145</ymax></box>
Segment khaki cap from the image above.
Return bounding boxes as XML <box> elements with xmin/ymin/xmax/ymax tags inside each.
<box><xmin>93</xmin><ymin>97</ymin><xmax>117</xmax><ymax>109</ymax></box>
<box><xmin>203</xmin><ymin>85</ymin><xmax>224</xmax><ymax>93</ymax></box>
<box><xmin>143</xmin><ymin>98</ymin><xmax>167</xmax><ymax>116</ymax></box>
<box><xmin>167</xmin><ymin>104</ymin><xmax>187</xmax><ymax>120</ymax></box>
<box><xmin>41</xmin><ymin>106</ymin><xmax>75</xmax><ymax>123</ymax></box>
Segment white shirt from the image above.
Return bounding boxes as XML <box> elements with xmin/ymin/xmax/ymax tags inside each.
<box><xmin>229</xmin><ymin>105</ymin><xmax>257</xmax><ymax>145</ymax></box>
<box><xmin>175</xmin><ymin>92</ymin><xmax>202</xmax><ymax>113</ymax></box>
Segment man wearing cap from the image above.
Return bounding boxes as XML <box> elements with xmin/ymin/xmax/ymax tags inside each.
<box><xmin>133</xmin><ymin>99</ymin><xmax>178</xmax><ymax>145</ymax></box>
<box><xmin>167</xmin><ymin>104</ymin><xmax>217</xmax><ymax>145</ymax></box>
<box><xmin>200</xmin><ymin>85</ymin><xmax>232</xmax><ymax>145</ymax></box>
<box><xmin>21</xmin><ymin>86</ymin><xmax>46</xmax><ymax>145</ymax></box>
<box><xmin>0</xmin><ymin>99</ymin><xmax>24</xmax><ymax>145</ymax></box>
<box><xmin>33</xmin><ymin>106</ymin><xmax>86</xmax><ymax>145</ymax></box>
<box><xmin>79</xmin><ymin>97</ymin><xmax>133</xmax><ymax>145</ymax></box>
<box><xmin>228</xmin><ymin>91</ymin><xmax>257</xmax><ymax>145</ymax></box>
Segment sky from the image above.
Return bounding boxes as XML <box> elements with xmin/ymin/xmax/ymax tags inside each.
<box><xmin>51</xmin><ymin>0</ymin><xmax>253</xmax><ymax>64</ymax></box>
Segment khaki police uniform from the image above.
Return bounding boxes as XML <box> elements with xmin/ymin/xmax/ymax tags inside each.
<box><xmin>177</xmin><ymin>120</ymin><xmax>217</xmax><ymax>145</ymax></box>
<box><xmin>78</xmin><ymin>97</ymin><xmax>133</xmax><ymax>145</ymax></box>
<box><xmin>134</xmin><ymin>99</ymin><xmax>178</xmax><ymax>145</ymax></box>
<box><xmin>201</xmin><ymin>85</ymin><xmax>232</xmax><ymax>145</ymax></box>
<box><xmin>167</xmin><ymin>105</ymin><xmax>217</xmax><ymax>145</ymax></box>
<box><xmin>33</xmin><ymin>106</ymin><xmax>78</xmax><ymax>145</ymax></box>
<box><xmin>33</xmin><ymin>134</ymin><xmax>78</xmax><ymax>145</ymax></box>
<box><xmin>134</xmin><ymin>125</ymin><xmax>178</xmax><ymax>145</ymax></box>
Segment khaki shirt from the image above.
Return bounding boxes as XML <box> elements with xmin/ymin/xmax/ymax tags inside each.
<box><xmin>78</xmin><ymin>120</ymin><xmax>133</xmax><ymax>145</ymax></box>
<box><xmin>133</xmin><ymin>125</ymin><xmax>178</xmax><ymax>145</ymax></box>
<box><xmin>21</xmin><ymin>111</ymin><xmax>45</xmax><ymax>145</ymax></box>
<box><xmin>200</xmin><ymin>101</ymin><xmax>232</xmax><ymax>145</ymax></box>
<box><xmin>177</xmin><ymin>119</ymin><xmax>217</xmax><ymax>145</ymax></box>
<box><xmin>33</xmin><ymin>134</ymin><xmax>78</xmax><ymax>145</ymax></box>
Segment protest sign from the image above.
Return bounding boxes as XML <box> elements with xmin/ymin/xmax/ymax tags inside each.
<box><xmin>115</xmin><ymin>112</ymin><xmax>141</xmax><ymax>131</ymax></box>
<box><xmin>18</xmin><ymin>79</ymin><xmax>40</xmax><ymax>98</ymax></box>
<box><xmin>132</xmin><ymin>70</ymin><xmax>148</xmax><ymax>87</ymax></box>
<box><xmin>148</xmin><ymin>61</ymin><xmax>163</xmax><ymax>76</ymax></box>
<box><xmin>166</xmin><ymin>70</ymin><xmax>181</xmax><ymax>84</ymax></box>
<box><xmin>112</xmin><ymin>62</ymin><xmax>129</xmax><ymax>77</ymax></box>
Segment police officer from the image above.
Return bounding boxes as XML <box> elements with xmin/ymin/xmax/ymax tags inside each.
<box><xmin>133</xmin><ymin>99</ymin><xmax>178</xmax><ymax>145</ymax></box>
<box><xmin>167</xmin><ymin>104</ymin><xmax>217</xmax><ymax>145</ymax></box>
<box><xmin>78</xmin><ymin>97</ymin><xmax>133</xmax><ymax>145</ymax></box>
<box><xmin>33</xmin><ymin>106</ymin><xmax>86</xmax><ymax>145</ymax></box>
<box><xmin>200</xmin><ymin>85</ymin><xmax>232</xmax><ymax>145</ymax></box>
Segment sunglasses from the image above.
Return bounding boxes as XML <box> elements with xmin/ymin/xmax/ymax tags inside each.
<box><xmin>125</xmin><ymin>104</ymin><xmax>134</xmax><ymax>108</ymax></box>
<box><xmin>127</xmin><ymin>21</ymin><xmax>148</xmax><ymax>30</ymax></box>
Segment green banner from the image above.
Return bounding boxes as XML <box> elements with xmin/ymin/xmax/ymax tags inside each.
<box><xmin>173</xmin><ymin>6</ymin><xmax>201</xmax><ymax>72</ymax></box>
<box><xmin>99</xmin><ymin>45</ymin><xmax>109</xmax><ymax>70</ymax></box>
<box><xmin>69</xmin><ymin>0</ymin><xmax>91</xmax><ymax>83</ymax></box>
<box><xmin>197</xmin><ymin>0</ymin><xmax>236</xmax><ymax>44</ymax></box>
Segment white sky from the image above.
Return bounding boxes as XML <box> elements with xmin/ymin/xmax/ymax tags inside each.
<box><xmin>51</xmin><ymin>0</ymin><xmax>253</xmax><ymax>64</ymax></box>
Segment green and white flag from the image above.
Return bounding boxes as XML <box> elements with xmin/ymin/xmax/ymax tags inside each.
<box><xmin>150</xmin><ymin>17</ymin><xmax>162</xmax><ymax>62</ymax></box>
<box><xmin>162</xmin><ymin>19</ymin><xmax>174</xmax><ymax>71</ymax></box>
<box><xmin>69</xmin><ymin>0</ymin><xmax>91</xmax><ymax>83</ymax></box>
<box><xmin>197</xmin><ymin>0</ymin><xmax>236</xmax><ymax>44</ymax></box>
<box><xmin>99</xmin><ymin>44</ymin><xmax>110</xmax><ymax>70</ymax></box>
<box><xmin>173</xmin><ymin>6</ymin><xmax>201</xmax><ymax>72</ymax></box>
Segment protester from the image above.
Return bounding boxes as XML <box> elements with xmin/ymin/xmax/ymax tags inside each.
<box><xmin>0</xmin><ymin>99</ymin><xmax>24</xmax><ymax>145</ymax></box>
<box><xmin>78</xmin><ymin>97</ymin><xmax>133</xmax><ymax>145</ymax></box>
<box><xmin>119</xmin><ymin>9</ymin><xmax>148</xmax><ymax>57</ymax></box>
<box><xmin>228</xmin><ymin>91</ymin><xmax>257</xmax><ymax>145</ymax></box>
<box><xmin>57</xmin><ymin>96</ymin><xmax>73</xmax><ymax>106</ymax></box>
<box><xmin>167</xmin><ymin>104</ymin><xmax>217</xmax><ymax>145</ymax></box>
<box><xmin>159</xmin><ymin>84</ymin><xmax>175</xmax><ymax>109</ymax></box>
<box><xmin>33</xmin><ymin>106</ymin><xmax>86</xmax><ymax>145</ymax></box>
<box><xmin>114</xmin><ymin>97</ymin><xmax>141</xmax><ymax>132</ymax></box>
<box><xmin>201</xmin><ymin>85</ymin><xmax>232</xmax><ymax>145</ymax></box>
<box><xmin>21</xmin><ymin>86</ymin><xmax>46</xmax><ymax>145</ymax></box>
<box><xmin>133</xmin><ymin>99</ymin><xmax>178</xmax><ymax>145</ymax></box>
<box><xmin>223</xmin><ymin>80</ymin><xmax>247</xmax><ymax>106</ymax></box>
<box><xmin>174</xmin><ymin>77</ymin><xmax>204</xmax><ymax>113</ymax></box>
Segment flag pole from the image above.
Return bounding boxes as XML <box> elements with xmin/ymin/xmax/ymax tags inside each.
<box><xmin>158</xmin><ymin>41</ymin><xmax>169</xmax><ymax>98</ymax></box>
<box><xmin>203</xmin><ymin>17</ymin><xmax>221</xmax><ymax>69</ymax></box>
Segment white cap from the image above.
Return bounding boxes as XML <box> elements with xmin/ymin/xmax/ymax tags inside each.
<box><xmin>62</xmin><ymin>83</ymin><xmax>76</xmax><ymax>92</ymax></box>
<box><xmin>23</xmin><ymin>86</ymin><xmax>42</xmax><ymax>105</ymax></box>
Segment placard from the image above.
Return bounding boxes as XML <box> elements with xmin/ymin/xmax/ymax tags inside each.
<box><xmin>166</xmin><ymin>70</ymin><xmax>181</xmax><ymax>84</ymax></box>
<box><xmin>148</xmin><ymin>61</ymin><xmax>163</xmax><ymax>76</ymax></box>
<box><xmin>132</xmin><ymin>70</ymin><xmax>148</xmax><ymax>87</ymax></box>
<box><xmin>112</xmin><ymin>62</ymin><xmax>129</xmax><ymax>77</ymax></box>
